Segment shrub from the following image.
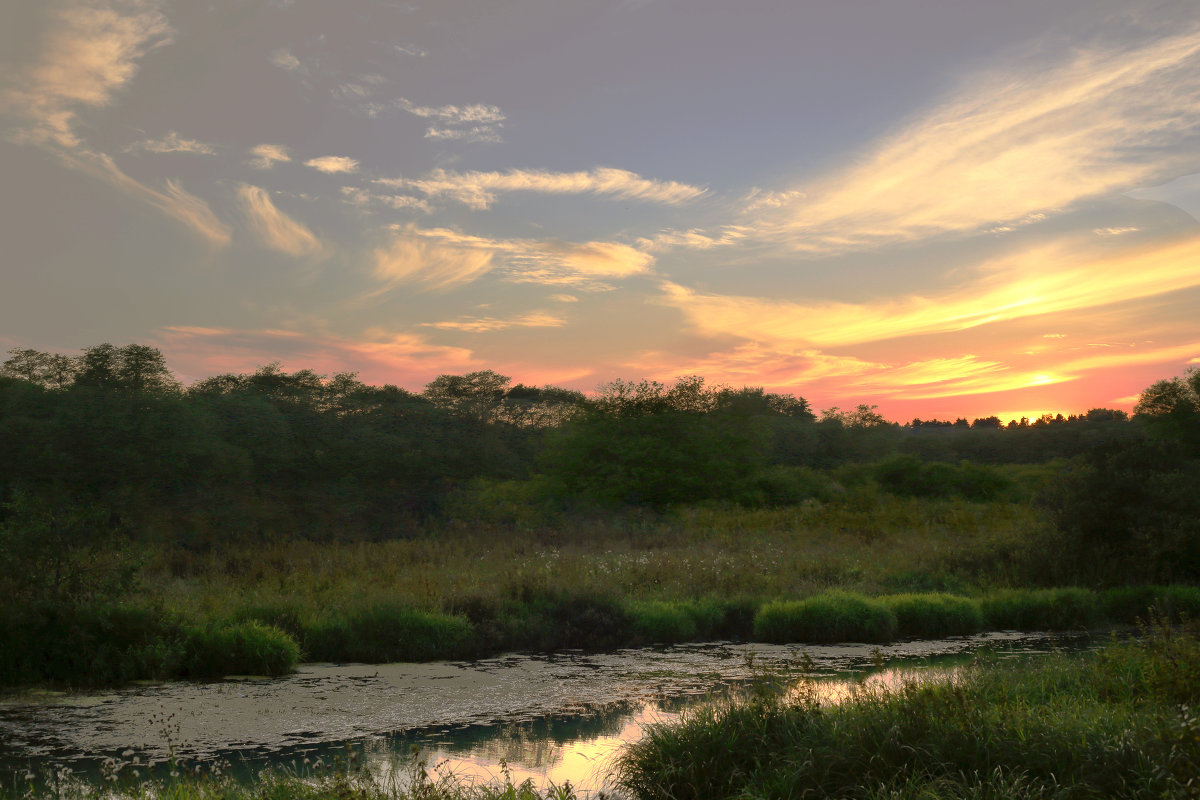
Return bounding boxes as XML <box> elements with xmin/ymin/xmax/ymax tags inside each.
<box><xmin>753</xmin><ymin>592</ymin><xmax>897</xmax><ymax>644</ymax></box>
<box><xmin>980</xmin><ymin>587</ymin><xmax>1102</xmax><ymax>631</ymax></box>
<box><xmin>1100</xmin><ymin>585</ymin><xmax>1200</xmax><ymax>624</ymax></box>
<box><xmin>306</xmin><ymin>603</ymin><xmax>474</xmax><ymax>663</ymax></box>
<box><xmin>883</xmin><ymin>593</ymin><xmax>983</xmax><ymax>638</ymax></box>
<box><xmin>181</xmin><ymin>620</ymin><xmax>299</xmax><ymax>678</ymax></box>
<box><xmin>627</xmin><ymin>601</ymin><xmax>698</xmax><ymax>644</ymax></box>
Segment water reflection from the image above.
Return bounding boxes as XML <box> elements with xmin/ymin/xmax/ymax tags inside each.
<box><xmin>0</xmin><ymin>632</ymin><xmax>1093</xmax><ymax>796</ymax></box>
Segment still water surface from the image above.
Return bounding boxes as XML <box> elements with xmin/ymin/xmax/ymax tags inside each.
<box><xmin>0</xmin><ymin>632</ymin><xmax>1090</xmax><ymax>795</ymax></box>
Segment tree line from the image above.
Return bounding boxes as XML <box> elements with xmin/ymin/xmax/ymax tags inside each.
<box><xmin>1</xmin><ymin>344</ymin><xmax>1195</xmax><ymax>581</ymax></box>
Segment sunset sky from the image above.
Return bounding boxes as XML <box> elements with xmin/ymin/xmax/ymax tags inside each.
<box><xmin>2</xmin><ymin>0</ymin><xmax>1199</xmax><ymax>422</ymax></box>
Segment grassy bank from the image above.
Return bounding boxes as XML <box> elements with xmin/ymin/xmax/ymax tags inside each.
<box><xmin>5</xmin><ymin>495</ymin><xmax>1200</xmax><ymax>687</ymax></box>
<box><xmin>616</xmin><ymin>616</ymin><xmax>1200</xmax><ymax>799</ymax></box>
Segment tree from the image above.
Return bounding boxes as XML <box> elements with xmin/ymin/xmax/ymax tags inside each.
<box><xmin>0</xmin><ymin>492</ymin><xmax>139</xmax><ymax>606</ymax></box>
<box><xmin>1</xmin><ymin>348</ymin><xmax>79</xmax><ymax>389</ymax></box>
<box><xmin>75</xmin><ymin>344</ymin><xmax>180</xmax><ymax>396</ymax></box>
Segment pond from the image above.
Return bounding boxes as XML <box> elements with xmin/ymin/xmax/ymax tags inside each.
<box><xmin>0</xmin><ymin>631</ymin><xmax>1093</xmax><ymax>796</ymax></box>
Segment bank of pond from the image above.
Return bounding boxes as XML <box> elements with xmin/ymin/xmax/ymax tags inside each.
<box><xmin>3</xmin><ymin>584</ymin><xmax>1198</xmax><ymax>688</ymax></box>
<box><xmin>3</xmin><ymin>619</ymin><xmax>1197</xmax><ymax>799</ymax></box>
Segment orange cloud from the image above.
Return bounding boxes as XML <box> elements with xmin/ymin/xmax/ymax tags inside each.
<box><xmin>659</xmin><ymin>234</ymin><xmax>1200</xmax><ymax>349</ymax></box>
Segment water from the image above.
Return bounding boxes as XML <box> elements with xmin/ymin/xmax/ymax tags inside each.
<box><xmin>0</xmin><ymin>632</ymin><xmax>1092</xmax><ymax>796</ymax></box>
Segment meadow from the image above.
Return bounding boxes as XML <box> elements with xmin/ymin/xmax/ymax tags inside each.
<box><xmin>5</xmin><ymin>488</ymin><xmax>1199</xmax><ymax>688</ymax></box>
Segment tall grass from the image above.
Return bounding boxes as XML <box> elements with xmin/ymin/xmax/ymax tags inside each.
<box><xmin>753</xmin><ymin>592</ymin><xmax>898</xmax><ymax>644</ymax></box>
<box><xmin>615</xmin><ymin>618</ymin><xmax>1200</xmax><ymax>800</ymax></box>
<box><xmin>882</xmin><ymin>592</ymin><xmax>984</xmax><ymax>638</ymax></box>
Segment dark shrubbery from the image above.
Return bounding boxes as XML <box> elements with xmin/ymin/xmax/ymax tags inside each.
<box><xmin>753</xmin><ymin>593</ymin><xmax>898</xmax><ymax>644</ymax></box>
<box><xmin>883</xmin><ymin>593</ymin><xmax>984</xmax><ymax>638</ymax></box>
<box><xmin>181</xmin><ymin>621</ymin><xmax>299</xmax><ymax>678</ymax></box>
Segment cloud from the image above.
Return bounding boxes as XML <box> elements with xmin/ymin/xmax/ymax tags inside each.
<box><xmin>237</xmin><ymin>183</ymin><xmax>323</xmax><ymax>257</ymax></box>
<box><xmin>369</xmin><ymin>225</ymin><xmax>655</xmax><ymax>292</ymax></box>
<box><xmin>392</xmin><ymin>97</ymin><xmax>505</xmax><ymax>143</ymax></box>
<box><xmin>248</xmin><ymin>143</ymin><xmax>291</xmax><ymax>169</ymax></box>
<box><xmin>395</xmin><ymin>98</ymin><xmax>505</xmax><ymax>124</ymax></box>
<box><xmin>423</xmin><ymin>311</ymin><xmax>566</xmax><ymax>333</ymax></box>
<box><xmin>393</xmin><ymin>43</ymin><xmax>427</xmax><ymax>57</ymax></box>
<box><xmin>373</xmin><ymin>229</ymin><xmax>497</xmax><ymax>291</ymax></box>
<box><xmin>125</xmin><ymin>130</ymin><xmax>215</xmax><ymax>155</ymax></box>
<box><xmin>56</xmin><ymin>150</ymin><xmax>231</xmax><ymax>245</ymax></box>
<box><xmin>0</xmin><ymin>2</ymin><xmax>235</xmax><ymax>245</ymax></box>
<box><xmin>340</xmin><ymin>186</ymin><xmax>432</xmax><ymax>213</ymax></box>
<box><xmin>637</xmin><ymin>226</ymin><xmax>748</xmax><ymax>252</ymax></box>
<box><xmin>304</xmin><ymin>155</ymin><xmax>359</xmax><ymax>174</ymax></box>
<box><xmin>378</xmin><ymin>167</ymin><xmax>707</xmax><ymax>210</ymax></box>
<box><xmin>424</xmin><ymin>125</ymin><xmax>503</xmax><ymax>143</ymax></box>
<box><xmin>269</xmin><ymin>48</ymin><xmax>301</xmax><ymax>72</ymax></box>
<box><xmin>745</xmin><ymin>26</ymin><xmax>1200</xmax><ymax>251</ymax></box>
<box><xmin>658</xmin><ymin>234</ymin><xmax>1200</xmax><ymax>350</ymax></box>
<box><xmin>1094</xmin><ymin>227</ymin><xmax>1140</xmax><ymax>236</ymax></box>
<box><xmin>1</xmin><ymin>0</ymin><xmax>174</xmax><ymax>149</ymax></box>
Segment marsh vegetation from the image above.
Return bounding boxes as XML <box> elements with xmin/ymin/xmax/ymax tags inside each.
<box><xmin>2</xmin><ymin>346</ymin><xmax>1199</xmax><ymax>796</ymax></box>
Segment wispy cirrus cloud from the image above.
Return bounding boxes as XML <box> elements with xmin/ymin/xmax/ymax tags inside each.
<box><xmin>370</xmin><ymin>225</ymin><xmax>655</xmax><ymax>292</ymax></box>
<box><xmin>376</xmin><ymin>167</ymin><xmax>707</xmax><ymax>210</ymax></box>
<box><xmin>745</xmin><ymin>26</ymin><xmax>1200</xmax><ymax>252</ymax></box>
<box><xmin>125</xmin><ymin>130</ymin><xmax>215</xmax><ymax>155</ymax></box>
<box><xmin>340</xmin><ymin>186</ymin><xmax>432</xmax><ymax>213</ymax></box>
<box><xmin>269</xmin><ymin>47</ymin><xmax>301</xmax><ymax>72</ymax></box>
<box><xmin>395</xmin><ymin>98</ymin><xmax>505</xmax><ymax>124</ymax></box>
<box><xmin>423</xmin><ymin>311</ymin><xmax>566</xmax><ymax>333</ymax></box>
<box><xmin>1</xmin><ymin>0</ymin><xmax>173</xmax><ymax>149</ymax></box>
<box><xmin>237</xmin><ymin>184</ymin><xmax>323</xmax><ymax>257</ymax></box>
<box><xmin>248</xmin><ymin>143</ymin><xmax>291</xmax><ymax>169</ymax></box>
<box><xmin>304</xmin><ymin>155</ymin><xmax>359</xmax><ymax>174</ymax></box>
<box><xmin>659</xmin><ymin>234</ymin><xmax>1200</xmax><ymax>350</ymax></box>
<box><xmin>0</xmin><ymin>1</ymin><xmax>232</xmax><ymax>245</ymax></box>
<box><xmin>394</xmin><ymin>97</ymin><xmax>505</xmax><ymax>142</ymax></box>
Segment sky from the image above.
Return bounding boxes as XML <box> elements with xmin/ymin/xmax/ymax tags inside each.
<box><xmin>2</xmin><ymin>0</ymin><xmax>1200</xmax><ymax>422</ymax></box>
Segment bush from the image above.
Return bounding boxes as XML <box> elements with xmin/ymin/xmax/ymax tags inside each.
<box><xmin>1100</xmin><ymin>585</ymin><xmax>1200</xmax><ymax>624</ymax></box>
<box><xmin>627</xmin><ymin>601</ymin><xmax>699</xmax><ymax>644</ymax></box>
<box><xmin>181</xmin><ymin>620</ymin><xmax>299</xmax><ymax>678</ymax></box>
<box><xmin>753</xmin><ymin>592</ymin><xmax>898</xmax><ymax>644</ymax></box>
<box><xmin>883</xmin><ymin>593</ymin><xmax>984</xmax><ymax>638</ymax></box>
<box><xmin>305</xmin><ymin>603</ymin><xmax>474</xmax><ymax>663</ymax></box>
<box><xmin>981</xmin><ymin>587</ymin><xmax>1102</xmax><ymax>631</ymax></box>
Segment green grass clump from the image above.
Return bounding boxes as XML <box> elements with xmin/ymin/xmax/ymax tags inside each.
<box><xmin>181</xmin><ymin>620</ymin><xmax>299</xmax><ymax>678</ymax></box>
<box><xmin>1100</xmin><ymin>584</ymin><xmax>1200</xmax><ymax>624</ymax></box>
<box><xmin>306</xmin><ymin>603</ymin><xmax>474</xmax><ymax>663</ymax></box>
<box><xmin>615</xmin><ymin>621</ymin><xmax>1200</xmax><ymax>800</ymax></box>
<box><xmin>627</xmin><ymin>601</ymin><xmax>699</xmax><ymax>644</ymax></box>
<box><xmin>753</xmin><ymin>592</ymin><xmax>898</xmax><ymax>644</ymax></box>
<box><xmin>882</xmin><ymin>592</ymin><xmax>984</xmax><ymax>638</ymax></box>
<box><xmin>980</xmin><ymin>587</ymin><xmax>1102</xmax><ymax>631</ymax></box>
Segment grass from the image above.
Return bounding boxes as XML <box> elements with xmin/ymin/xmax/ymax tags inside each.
<box><xmin>614</xmin><ymin>615</ymin><xmax>1200</xmax><ymax>799</ymax></box>
<box><xmin>2</xmin><ymin>493</ymin><xmax>1198</xmax><ymax>687</ymax></box>
<box><xmin>753</xmin><ymin>592</ymin><xmax>898</xmax><ymax>643</ymax></box>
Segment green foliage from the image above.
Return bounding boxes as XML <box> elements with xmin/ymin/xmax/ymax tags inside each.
<box><xmin>753</xmin><ymin>592</ymin><xmax>898</xmax><ymax>644</ymax></box>
<box><xmin>872</xmin><ymin>455</ymin><xmax>1015</xmax><ymax>500</ymax></box>
<box><xmin>0</xmin><ymin>492</ymin><xmax>139</xmax><ymax>606</ymax></box>
<box><xmin>1098</xmin><ymin>584</ymin><xmax>1200</xmax><ymax>624</ymax></box>
<box><xmin>305</xmin><ymin>604</ymin><xmax>475</xmax><ymax>663</ymax></box>
<box><xmin>1040</xmin><ymin>437</ymin><xmax>1200</xmax><ymax>583</ymax></box>
<box><xmin>615</xmin><ymin>625</ymin><xmax>1200</xmax><ymax>800</ymax></box>
<box><xmin>980</xmin><ymin>587</ymin><xmax>1102</xmax><ymax>631</ymax></box>
<box><xmin>626</xmin><ymin>601</ymin><xmax>699</xmax><ymax>644</ymax></box>
<box><xmin>882</xmin><ymin>593</ymin><xmax>984</xmax><ymax>638</ymax></box>
<box><xmin>0</xmin><ymin>603</ymin><xmax>183</xmax><ymax>686</ymax></box>
<box><xmin>180</xmin><ymin>621</ymin><xmax>300</xmax><ymax>678</ymax></box>
<box><xmin>734</xmin><ymin>464</ymin><xmax>842</xmax><ymax>506</ymax></box>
